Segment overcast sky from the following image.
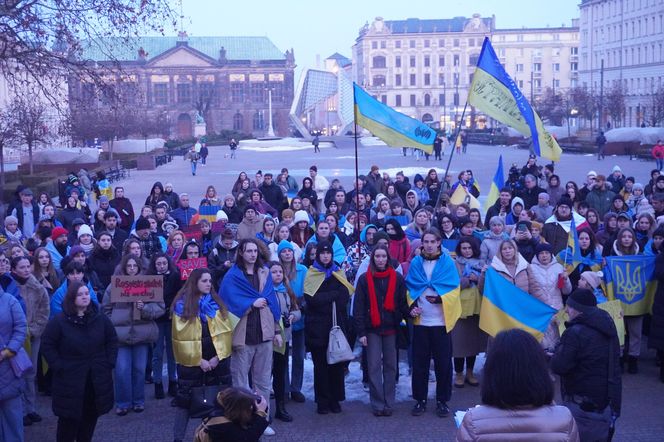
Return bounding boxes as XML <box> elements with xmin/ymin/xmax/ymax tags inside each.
<box><xmin>178</xmin><ymin>0</ymin><xmax>579</xmax><ymax>73</ymax></box>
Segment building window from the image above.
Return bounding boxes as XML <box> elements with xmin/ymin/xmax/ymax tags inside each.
<box><xmin>233</xmin><ymin>112</ymin><xmax>243</xmax><ymax>130</ymax></box>
<box><xmin>395</xmin><ymin>56</ymin><xmax>401</xmax><ymax>68</ymax></box>
<box><xmin>120</xmin><ymin>82</ymin><xmax>137</xmax><ymax>105</ymax></box>
<box><xmin>439</xmin><ymin>93</ymin><xmax>445</xmax><ymax>105</ymax></box>
<box><xmin>410</xmin><ymin>56</ymin><xmax>416</xmax><ymax>67</ymax></box>
<box><xmin>468</xmin><ymin>38</ymin><xmax>475</xmax><ymax>47</ymax></box>
<box><xmin>409</xmin><ymin>94</ymin><xmax>416</xmax><ymax>106</ymax></box>
<box><xmin>439</xmin><ymin>55</ymin><xmax>445</xmax><ymax>67</ymax></box>
<box><xmin>453</xmin><ymin>54</ymin><xmax>460</xmax><ymax>66</ymax></box>
<box><xmin>424</xmin><ymin>39</ymin><xmax>430</xmax><ymax>48</ymax></box>
<box><xmin>409</xmin><ymin>74</ymin><xmax>416</xmax><ymax>86</ymax></box>
<box><xmin>454</xmin><ymin>72</ymin><xmax>459</xmax><ymax>86</ymax></box>
<box><xmin>438</xmin><ymin>39</ymin><xmax>445</xmax><ymax>47</ymax></box>
<box><xmin>554</xmin><ymin>79</ymin><xmax>560</xmax><ymax>88</ymax></box>
<box><xmin>553</xmin><ymin>63</ymin><xmax>560</xmax><ymax>72</ymax></box>
<box><xmin>469</xmin><ymin>53</ymin><xmax>479</xmax><ymax>65</ymax></box>
<box><xmin>251</xmin><ymin>83</ymin><xmax>264</xmax><ymax>102</ymax></box>
<box><xmin>380</xmin><ymin>41</ymin><xmax>386</xmax><ymax>49</ymax></box>
<box><xmin>253</xmin><ymin>111</ymin><xmax>264</xmax><ymax>130</ymax></box>
<box><xmin>371</xmin><ymin>41</ymin><xmax>377</xmax><ymax>49</ymax></box>
<box><xmin>424</xmin><ymin>74</ymin><xmax>430</xmax><ymax>86</ymax></box>
<box><xmin>438</xmin><ymin>73</ymin><xmax>445</xmax><ymax>86</ymax></box>
<box><xmin>453</xmin><ymin>39</ymin><xmax>460</xmax><ymax>47</ymax></box>
<box><xmin>424</xmin><ymin>55</ymin><xmax>430</xmax><ymax>67</ymax></box>
<box><xmin>395</xmin><ymin>74</ymin><xmax>402</xmax><ymax>86</ymax></box>
<box><xmin>517</xmin><ymin>34</ymin><xmax>523</xmax><ymax>42</ymax></box>
<box><xmin>516</xmin><ymin>64</ymin><xmax>524</xmax><ymax>72</ymax></box>
<box><xmin>153</xmin><ymin>83</ymin><xmax>168</xmax><ymax>105</ymax></box>
<box><xmin>381</xmin><ymin>95</ymin><xmax>387</xmax><ymax>104</ymax></box>
<box><xmin>268</xmin><ymin>82</ymin><xmax>283</xmax><ymax>102</ymax></box>
<box><xmin>454</xmin><ymin>92</ymin><xmax>459</xmax><ymax>106</ymax></box>
<box><xmin>198</xmin><ymin>82</ymin><xmax>215</xmax><ymax>105</ymax></box>
<box><xmin>533</xmin><ymin>63</ymin><xmax>542</xmax><ymax>72</ymax></box>
<box><xmin>373</xmin><ymin>75</ymin><xmax>386</xmax><ymax>87</ymax></box>
<box><xmin>395</xmin><ymin>41</ymin><xmax>401</xmax><ymax>49</ymax></box>
<box><xmin>571</xmin><ymin>47</ymin><xmax>578</xmax><ymax>55</ymax></box>
<box><xmin>231</xmin><ymin>83</ymin><xmax>244</xmax><ymax>103</ymax></box>
<box><xmin>534</xmin><ymin>79</ymin><xmax>542</xmax><ymax>88</ymax></box>
<box><xmin>424</xmin><ymin>94</ymin><xmax>431</xmax><ymax>106</ymax></box>
<box><xmin>395</xmin><ymin>95</ymin><xmax>402</xmax><ymax>106</ymax></box>
<box><xmin>518</xmin><ymin>80</ymin><xmax>524</xmax><ymax>88</ymax></box>
<box><xmin>409</xmin><ymin>40</ymin><xmax>416</xmax><ymax>48</ymax></box>
<box><xmin>571</xmin><ymin>62</ymin><xmax>578</xmax><ymax>71</ymax></box>
<box><xmin>373</xmin><ymin>56</ymin><xmax>386</xmax><ymax>68</ymax></box>
<box><xmin>469</xmin><ymin>73</ymin><xmax>474</xmax><ymax>85</ymax></box>
<box><xmin>177</xmin><ymin>83</ymin><xmax>191</xmax><ymax>104</ymax></box>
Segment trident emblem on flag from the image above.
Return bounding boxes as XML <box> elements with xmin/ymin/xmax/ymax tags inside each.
<box><xmin>615</xmin><ymin>263</ymin><xmax>643</xmax><ymax>304</ymax></box>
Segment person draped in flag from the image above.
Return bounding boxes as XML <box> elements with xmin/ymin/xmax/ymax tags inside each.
<box><xmin>405</xmin><ymin>228</ymin><xmax>461</xmax><ymax>418</ymax></box>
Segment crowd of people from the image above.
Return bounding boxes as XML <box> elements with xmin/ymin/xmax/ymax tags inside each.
<box><xmin>0</xmin><ymin>153</ymin><xmax>663</xmax><ymax>442</ymax></box>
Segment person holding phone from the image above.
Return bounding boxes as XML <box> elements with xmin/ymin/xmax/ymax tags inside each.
<box><xmin>201</xmin><ymin>388</ymin><xmax>269</xmax><ymax>441</ymax></box>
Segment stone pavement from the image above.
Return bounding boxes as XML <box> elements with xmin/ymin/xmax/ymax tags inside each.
<box><xmin>115</xmin><ymin>138</ymin><xmax>653</xmax><ymax>213</ymax></box>
<box><xmin>24</xmin><ymin>349</ymin><xmax>664</xmax><ymax>441</ymax></box>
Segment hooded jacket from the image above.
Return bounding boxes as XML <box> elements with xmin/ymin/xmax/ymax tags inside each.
<box><xmin>551</xmin><ymin>308</ymin><xmax>622</xmax><ymax>415</ymax></box>
<box><xmin>505</xmin><ymin>197</ymin><xmax>524</xmax><ymax>225</ymax></box>
<box><xmin>404</xmin><ymin>189</ymin><xmax>422</xmax><ymax>214</ymax></box>
<box><xmin>208</xmin><ymin>239</ymin><xmax>239</xmax><ymax>284</ymax></box>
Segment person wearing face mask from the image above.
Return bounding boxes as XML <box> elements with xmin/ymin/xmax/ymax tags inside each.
<box><xmin>303</xmin><ymin>241</ymin><xmax>354</xmax><ymax>415</ymax></box>
<box><xmin>146</xmin><ymin>253</ymin><xmax>182</xmax><ymax>400</ymax></box>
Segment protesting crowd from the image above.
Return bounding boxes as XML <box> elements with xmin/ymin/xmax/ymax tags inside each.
<box><xmin>1</xmin><ymin>153</ymin><xmax>664</xmax><ymax>442</ymax></box>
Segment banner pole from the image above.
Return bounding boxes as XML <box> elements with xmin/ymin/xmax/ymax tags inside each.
<box><xmin>353</xmin><ymin>85</ymin><xmax>362</xmax><ymax>255</ymax></box>
<box><xmin>442</xmin><ymin>101</ymin><xmax>469</xmax><ymax>192</ymax></box>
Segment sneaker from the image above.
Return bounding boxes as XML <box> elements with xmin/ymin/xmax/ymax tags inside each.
<box><xmin>27</xmin><ymin>412</ymin><xmax>42</xmax><ymax>423</ymax></box>
<box><xmin>363</xmin><ymin>382</ymin><xmax>369</xmax><ymax>391</ymax></box>
<box><xmin>411</xmin><ymin>401</ymin><xmax>426</xmax><ymax>416</ymax></box>
<box><xmin>132</xmin><ymin>405</ymin><xmax>145</xmax><ymax>413</ymax></box>
<box><xmin>116</xmin><ymin>408</ymin><xmax>129</xmax><ymax>416</ymax></box>
<box><xmin>290</xmin><ymin>391</ymin><xmax>305</xmax><ymax>403</ymax></box>
<box><xmin>263</xmin><ymin>426</ymin><xmax>276</xmax><ymax>436</ymax></box>
<box><xmin>436</xmin><ymin>401</ymin><xmax>450</xmax><ymax>418</ymax></box>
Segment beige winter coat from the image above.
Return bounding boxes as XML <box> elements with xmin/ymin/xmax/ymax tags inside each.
<box><xmin>479</xmin><ymin>253</ymin><xmax>531</xmax><ymax>294</ymax></box>
<box><xmin>18</xmin><ymin>275</ymin><xmax>50</xmax><ymax>338</ymax></box>
<box><xmin>102</xmin><ymin>286</ymin><xmax>165</xmax><ymax>346</ymax></box>
<box><xmin>529</xmin><ymin>257</ymin><xmax>572</xmax><ymax>311</ymax></box>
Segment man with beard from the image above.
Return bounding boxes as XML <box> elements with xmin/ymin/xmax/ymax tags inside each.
<box><xmin>103</xmin><ymin>210</ymin><xmax>128</xmax><ymax>251</ymax></box>
<box><xmin>542</xmin><ymin>196</ymin><xmax>576</xmax><ymax>255</ymax></box>
<box><xmin>46</xmin><ymin>227</ymin><xmax>70</xmax><ymax>270</ymax></box>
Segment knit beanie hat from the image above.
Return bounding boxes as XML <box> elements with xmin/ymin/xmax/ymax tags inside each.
<box><xmin>215</xmin><ymin>210</ymin><xmax>229</xmax><ymax>221</ymax></box>
<box><xmin>135</xmin><ymin>217</ymin><xmax>151</xmax><ymax>231</ymax></box>
<box><xmin>51</xmin><ymin>227</ymin><xmax>69</xmax><ymax>241</ymax></box>
<box><xmin>69</xmin><ymin>245</ymin><xmax>85</xmax><ymax>257</ymax></box>
<box><xmin>293</xmin><ymin>210</ymin><xmax>309</xmax><ymax>225</ymax></box>
<box><xmin>535</xmin><ymin>243</ymin><xmax>552</xmax><ymax>256</ymax></box>
<box><xmin>580</xmin><ymin>271</ymin><xmax>603</xmax><ymax>290</ymax></box>
<box><xmin>557</xmin><ymin>196</ymin><xmax>573</xmax><ymax>208</ymax></box>
<box><xmin>567</xmin><ymin>288</ymin><xmax>597</xmax><ymax>313</ymax></box>
<box><xmin>77</xmin><ymin>224</ymin><xmax>93</xmax><ymax>238</ymax></box>
<box><xmin>277</xmin><ymin>240</ymin><xmax>294</xmax><ymax>256</ymax></box>
<box><xmin>373</xmin><ymin>231</ymin><xmax>390</xmax><ymax>244</ymax></box>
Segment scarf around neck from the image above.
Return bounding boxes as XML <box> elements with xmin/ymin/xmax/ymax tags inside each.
<box><xmin>173</xmin><ymin>293</ymin><xmax>221</xmax><ymax>323</ymax></box>
<box><xmin>366</xmin><ymin>268</ymin><xmax>396</xmax><ymax>327</ymax></box>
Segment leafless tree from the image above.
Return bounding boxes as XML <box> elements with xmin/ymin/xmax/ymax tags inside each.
<box><xmin>0</xmin><ymin>110</ymin><xmax>18</xmax><ymax>191</ymax></box>
<box><xmin>567</xmin><ymin>87</ymin><xmax>598</xmax><ymax>131</ymax></box>
<box><xmin>536</xmin><ymin>87</ymin><xmax>565</xmax><ymax>126</ymax></box>
<box><xmin>605</xmin><ymin>85</ymin><xmax>626</xmax><ymax>128</ymax></box>
<box><xmin>10</xmin><ymin>93</ymin><xmax>51</xmax><ymax>175</ymax></box>
<box><xmin>649</xmin><ymin>87</ymin><xmax>664</xmax><ymax>127</ymax></box>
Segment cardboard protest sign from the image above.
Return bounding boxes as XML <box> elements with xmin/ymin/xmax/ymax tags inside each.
<box><xmin>177</xmin><ymin>257</ymin><xmax>208</xmax><ymax>280</ymax></box>
<box><xmin>110</xmin><ymin>275</ymin><xmax>164</xmax><ymax>319</ymax></box>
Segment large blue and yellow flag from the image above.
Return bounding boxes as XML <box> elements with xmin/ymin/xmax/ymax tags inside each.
<box><xmin>604</xmin><ymin>255</ymin><xmax>657</xmax><ymax>316</ymax></box>
<box><xmin>485</xmin><ymin>155</ymin><xmax>504</xmax><ymax>208</ymax></box>
<box><xmin>450</xmin><ymin>184</ymin><xmax>481</xmax><ymax>210</ymax></box>
<box><xmin>480</xmin><ymin>268</ymin><xmax>558</xmax><ymax>340</ymax></box>
<box><xmin>468</xmin><ymin>38</ymin><xmax>563</xmax><ymax>161</ymax></box>
<box><xmin>555</xmin><ymin>216</ymin><xmax>583</xmax><ymax>273</ymax></box>
<box><xmin>354</xmin><ymin>83</ymin><xmax>435</xmax><ymax>154</ymax></box>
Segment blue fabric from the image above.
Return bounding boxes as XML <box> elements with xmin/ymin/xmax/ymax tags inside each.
<box><xmin>45</xmin><ymin>241</ymin><xmax>70</xmax><ymax>272</ymax></box>
<box><xmin>114</xmin><ymin>344</ymin><xmax>149</xmax><ymax>408</ymax></box>
<box><xmin>219</xmin><ymin>265</ymin><xmax>280</xmax><ymax>321</ymax></box>
<box><xmin>312</xmin><ymin>260</ymin><xmax>341</xmax><ymax>280</ymax></box>
<box><xmin>290</xmin><ymin>264</ymin><xmax>307</xmax><ymax>331</ymax></box>
<box><xmin>0</xmin><ymin>274</ymin><xmax>26</xmax><ymax>313</ymax></box>
<box><xmin>405</xmin><ymin>254</ymin><xmax>459</xmax><ymax>301</ymax></box>
<box><xmin>359</xmin><ymin>224</ymin><xmax>377</xmax><ymax>243</ymax></box>
<box><xmin>173</xmin><ymin>293</ymin><xmax>220</xmax><ymax>323</ymax></box>
<box><xmin>50</xmin><ymin>281</ymin><xmax>99</xmax><ymax>318</ymax></box>
<box><xmin>305</xmin><ymin>234</ymin><xmax>346</xmax><ymax>265</ymax></box>
<box><xmin>277</xmin><ymin>239</ymin><xmax>293</xmax><ymax>255</ymax></box>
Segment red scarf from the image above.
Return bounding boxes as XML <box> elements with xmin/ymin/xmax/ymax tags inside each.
<box><xmin>366</xmin><ymin>267</ymin><xmax>396</xmax><ymax>328</ymax></box>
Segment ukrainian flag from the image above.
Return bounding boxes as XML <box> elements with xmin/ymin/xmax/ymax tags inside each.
<box><xmin>604</xmin><ymin>255</ymin><xmax>657</xmax><ymax>316</ymax></box>
<box><xmin>198</xmin><ymin>205</ymin><xmax>221</xmax><ymax>223</ymax></box>
<box><xmin>556</xmin><ymin>216</ymin><xmax>583</xmax><ymax>273</ymax></box>
<box><xmin>468</xmin><ymin>38</ymin><xmax>563</xmax><ymax>162</ymax></box>
<box><xmin>354</xmin><ymin>83</ymin><xmax>435</xmax><ymax>154</ymax></box>
<box><xmin>485</xmin><ymin>155</ymin><xmax>504</xmax><ymax>209</ymax></box>
<box><xmin>480</xmin><ymin>268</ymin><xmax>558</xmax><ymax>340</ymax></box>
<box><xmin>450</xmin><ymin>184</ymin><xmax>481</xmax><ymax>210</ymax></box>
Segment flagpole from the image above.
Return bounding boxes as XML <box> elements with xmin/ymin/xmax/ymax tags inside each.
<box><xmin>442</xmin><ymin>101</ymin><xmax>469</xmax><ymax>192</ymax></box>
<box><xmin>353</xmin><ymin>85</ymin><xmax>362</xmax><ymax>251</ymax></box>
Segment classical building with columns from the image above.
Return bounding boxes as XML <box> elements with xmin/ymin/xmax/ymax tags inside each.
<box><xmin>69</xmin><ymin>33</ymin><xmax>295</xmax><ymax>139</ymax></box>
<box><xmin>353</xmin><ymin>15</ymin><xmax>579</xmax><ymax>130</ymax></box>
<box><xmin>579</xmin><ymin>0</ymin><xmax>664</xmax><ymax>127</ymax></box>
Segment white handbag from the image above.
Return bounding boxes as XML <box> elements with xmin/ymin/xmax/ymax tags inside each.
<box><xmin>326</xmin><ymin>301</ymin><xmax>354</xmax><ymax>364</ymax></box>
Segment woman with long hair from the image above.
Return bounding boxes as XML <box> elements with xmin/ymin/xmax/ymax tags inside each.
<box><xmin>425</xmin><ymin>169</ymin><xmax>441</xmax><ymax>205</ymax></box>
<box><xmin>585</xmin><ymin>208</ymin><xmax>601</xmax><ymax>233</ymax></box>
<box><xmin>232</xmin><ymin>172</ymin><xmax>249</xmax><ymax>196</ymax></box>
<box><xmin>304</xmin><ymin>242</ymin><xmax>354</xmax><ymax>414</ymax></box>
<box><xmin>88</xmin><ymin>232</ymin><xmax>121</xmax><ymax>292</ymax></box>
<box><xmin>42</xmin><ymin>281</ymin><xmax>119</xmax><ymax>442</ymax></box>
<box><xmin>468</xmin><ymin>208</ymin><xmax>485</xmax><ymax>231</ymax></box>
<box><xmin>568</xmin><ymin>228</ymin><xmax>604</xmax><ymax>290</ymax></box>
<box><xmin>32</xmin><ymin>246</ymin><xmax>61</xmax><ymax>295</ymax></box>
<box><xmin>634</xmin><ymin>213</ymin><xmax>656</xmax><ymax>250</ymax></box>
<box><xmin>451</xmin><ymin>237</ymin><xmax>487</xmax><ymax>388</ymax></box>
<box><xmin>354</xmin><ymin>245</ymin><xmax>410</xmax><ymax>416</ymax></box>
<box><xmin>144</xmin><ymin>182</ymin><xmax>165</xmax><ymax>209</ymax></box>
<box><xmin>404</xmin><ymin>209</ymin><xmax>431</xmax><ymax>242</ymax></box>
<box><xmin>202</xmin><ymin>387</ymin><xmax>270</xmax><ymax>441</ymax></box>
<box><xmin>171</xmin><ymin>268</ymin><xmax>232</xmax><ymax>442</ymax></box>
<box><xmin>565</xmin><ymin>181</ymin><xmax>580</xmax><ymax>209</ymax></box>
<box><xmin>102</xmin><ymin>254</ymin><xmax>165</xmax><ymax>415</ymax></box>
<box><xmin>201</xmin><ymin>185</ymin><xmax>221</xmax><ymax>207</ymax></box>
<box><xmin>269</xmin><ymin>223</ymin><xmax>302</xmax><ymax>262</ymax></box>
<box><xmin>256</xmin><ymin>217</ymin><xmax>276</xmax><ymax>248</ymax></box>
<box><xmin>166</xmin><ymin>230</ymin><xmax>186</xmax><ymax>262</ymax></box>
<box><xmin>483</xmin><ymin>239</ymin><xmax>531</xmax><ymax>294</ymax></box>
<box><xmin>147</xmin><ymin>253</ymin><xmax>182</xmax><ymax>400</ymax></box>
<box><xmin>384</xmin><ymin>219</ymin><xmax>411</xmax><ymax>266</ymax></box>
<box><xmin>297</xmin><ymin>177</ymin><xmax>318</xmax><ymax>204</ymax></box>
<box><xmin>268</xmin><ymin>261</ymin><xmax>301</xmax><ymax>421</ymax></box>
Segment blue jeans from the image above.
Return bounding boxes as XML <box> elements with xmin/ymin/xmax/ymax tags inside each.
<box><xmin>152</xmin><ymin>321</ymin><xmax>176</xmax><ymax>384</ymax></box>
<box><xmin>657</xmin><ymin>158</ymin><xmax>663</xmax><ymax>171</ymax></box>
<box><xmin>289</xmin><ymin>329</ymin><xmax>305</xmax><ymax>393</ymax></box>
<box><xmin>190</xmin><ymin>161</ymin><xmax>197</xmax><ymax>175</ymax></box>
<box><xmin>114</xmin><ymin>344</ymin><xmax>149</xmax><ymax>409</ymax></box>
<box><xmin>0</xmin><ymin>394</ymin><xmax>24</xmax><ymax>442</ymax></box>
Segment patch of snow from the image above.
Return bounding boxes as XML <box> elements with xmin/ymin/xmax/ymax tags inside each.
<box><xmin>238</xmin><ymin>138</ymin><xmax>333</xmax><ymax>151</ymax></box>
<box><xmin>504</xmin><ymin>126</ymin><xmax>575</xmax><ymax>139</ymax></box>
<box><xmin>360</xmin><ymin>137</ymin><xmax>388</xmax><ymax>147</ymax></box>
<box><xmin>25</xmin><ymin>148</ymin><xmax>100</xmax><ymax>165</ymax></box>
<box><xmin>605</xmin><ymin>127</ymin><xmax>664</xmax><ymax>145</ymax></box>
<box><xmin>103</xmin><ymin>138</ymin><xmax>164</xmax><ymax>154</ymax></box>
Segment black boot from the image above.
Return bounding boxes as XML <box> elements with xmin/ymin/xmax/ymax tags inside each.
<box><xmin>155</xmin><ymin>383</ymin><xmax>165</xmax><ymax>399</ymax></box>
<box><xmin>627</xmin><ymin>356</ymin><xmax>638</xmax><ymax>374</ymax></box>
<box><xmin>168</xmin><ymin>380</ymin><xmax>178</xmax><ymax>397</ymax></box>
<box><xmin>275</xmin><ymin>403</ymin><xmax>293</xmax><ymax>422</ymax></box>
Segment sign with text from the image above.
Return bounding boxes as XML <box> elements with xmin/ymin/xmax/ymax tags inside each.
<box><xmin>181</xmin><ymin>224</ymin><xmax>202</xmax><ymax>242</ymax></box>
<box><xmin>110</xmin><ymin>275</ymin><xmax>164</xmax><ymax>303</ymax></box>
<box><xmin>177</xmin><ymin>257</ymin><xmax>208</xmax><ymax>280</ymax></box>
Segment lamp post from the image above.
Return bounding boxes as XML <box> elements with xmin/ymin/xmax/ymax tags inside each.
<box><xmin>265</xmin><ymin>88</ymin><xmax>275</xmax><ymax>137</ymax></box>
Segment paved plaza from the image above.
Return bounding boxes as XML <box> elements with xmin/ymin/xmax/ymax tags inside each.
<box><xmin>25</xmin><ymin>139</ymin><xmax>663</xmax><ymax>441</ymax></box>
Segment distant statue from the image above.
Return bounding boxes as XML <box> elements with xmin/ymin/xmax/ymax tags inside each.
<box><xmin>195</xmin><ymin>111</ymin><xmax>205</xmax><ymax>125</ymax></box>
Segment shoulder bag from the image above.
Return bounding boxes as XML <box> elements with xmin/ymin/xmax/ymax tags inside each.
<box><xmin>327</xmin><ymin>300</ymin><xmax>354</xmax><ymax>364</ymax></box>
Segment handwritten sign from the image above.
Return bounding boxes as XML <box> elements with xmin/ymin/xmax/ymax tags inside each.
<box><xmin>177</xmin><ymin>257</ymin><xmax>208</xmax><ymax>280</ymax></box>
<box><xmin>110</xmin><ymin>275</ymin><xmax>164</xmax><ymax>303</ymax></box>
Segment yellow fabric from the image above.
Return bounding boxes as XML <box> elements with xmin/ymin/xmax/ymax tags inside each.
<box><xmin>406</xmin><ymin>287</ymin><xmax>462</xmax><ymax>331</ymax></box>
<box><xmin>172</xmin><ymin>311</ymin><xmax>232</xmax><ymax>366</ymax></box>
<box><xmin>459</xmin><ymin>286</ymin><xmax>482</xmax><ymax>318</ymax></box>
<box><xmin>303</xmin><ymin>269</ymin><xmax>355</xmax><ymax>297</ymax></box>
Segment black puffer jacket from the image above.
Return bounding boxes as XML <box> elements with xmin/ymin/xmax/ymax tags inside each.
<box><xmin>353</xmin><ymin>271</ymin><xmax>409</xmax><ymax>337</ymax></box>
<box><xmin>88</xmin><ymin>247</ymin><xmax>121</xmax><ymax>292</ymax></box>
<box><xmin>304</xmin><ymin>275</ymin><xmax>350</xmax><ymax>349</ymax></box>
<box><xmin>551</xmin><ymin>307</ymin><xmax>622</xmax><ymax>415</ymax></box>
<box><xmin>41</xmin><ymin>304</ymin><xmax>118</xmax><ymax>420</ymax></box>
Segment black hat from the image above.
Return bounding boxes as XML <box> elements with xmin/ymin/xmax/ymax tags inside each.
<box><xmin>567</xmin><ymin>288</ymin><xmax>597</xmax><ymax>314</ymax></box>
<box><xmin>616</xmin><ymin>212</ymin><xmax>631</xmax><ymax>221</ymax></box>
<box><xmin>557</xmin><ymin>196</ymin><xmax>573</xmax><ymax>208</ymax></box>
<box><xmin>373</xmin><ymin>231</ymin><xmax>390</xmax><ymax>244</ymax></box>
<box><xmin>135</xmin><ymin>217</ymin><xmax>151</xmax><ymax>231</ymax></box>
<box><xmin>535</xmin><ymin>243</ymin><xmax>552</xmax><ymax>256</ymax></box>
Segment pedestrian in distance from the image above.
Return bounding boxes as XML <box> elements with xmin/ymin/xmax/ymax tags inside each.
<box><xmin>199</xmin><ymin>144</ymin><xmax>209</xmax><ymax>166</ymax></box>
<box><xmin>229</xmin><ymin>138</ymin><xmax>238</xmax><ymax>159</ymax></box>
<box><xmin>652</xmin><ymin>139</ymin><xmax>664</xmax><ymax>171</ymax></box>
<box><xmin>596</xmin><ymin>131</ymin><xmax>607</xmax><ymax>161</ymax></box>
<box><xmin>312</xmin><ymin>134</ymin><xmax>320</xmax><ymax>153</ymax></box>
<box><xmin>184</xmin><ymin>145</ymin><xmax>200</xmax><ymax>176</ymax></box>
